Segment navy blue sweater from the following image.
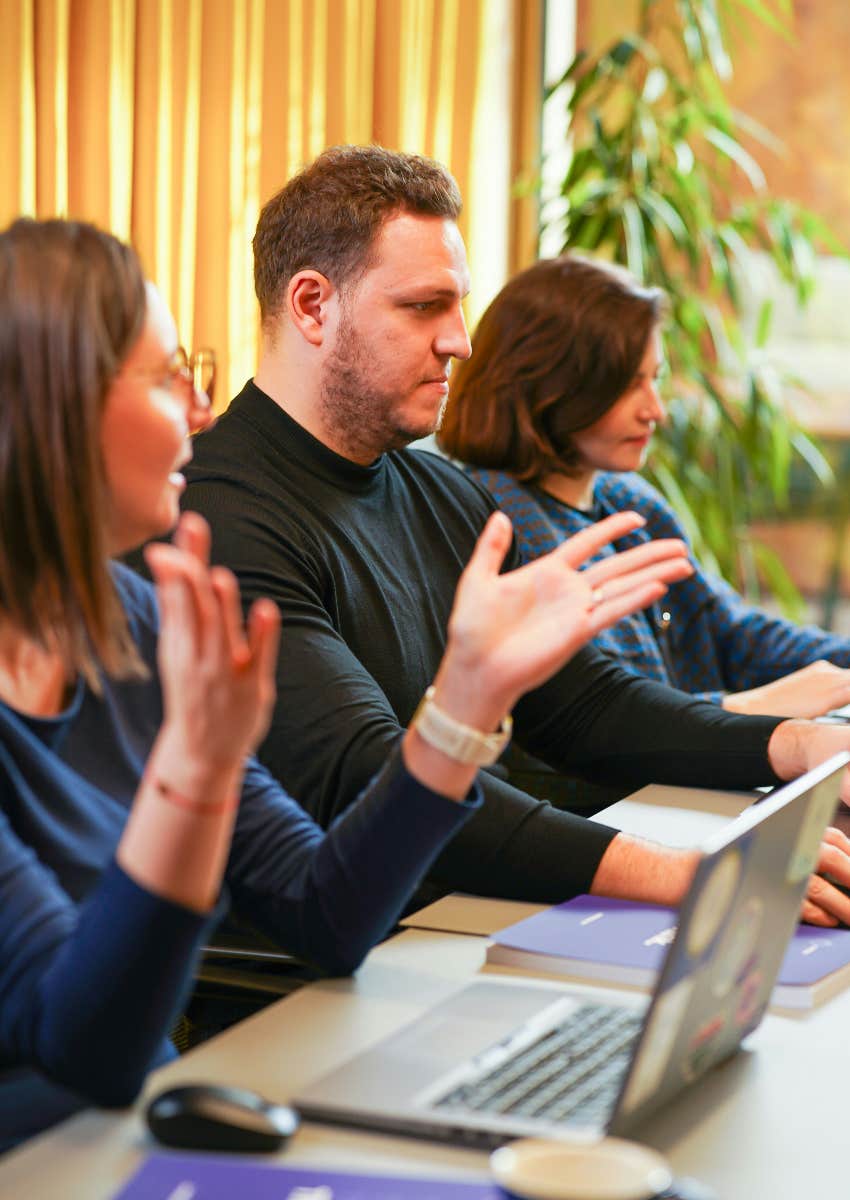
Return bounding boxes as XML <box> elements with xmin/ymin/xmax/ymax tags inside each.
<box><xmin>0</xmin><ymin>565</ymin><xmax>478</xmax><ymax>1147</ymax></box>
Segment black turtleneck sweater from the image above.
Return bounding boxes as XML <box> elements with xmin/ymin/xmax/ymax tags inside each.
<box><xmin>182</xmin><ymin>381</ymin><xmax>782</xmax><ymax>902</ymax></box>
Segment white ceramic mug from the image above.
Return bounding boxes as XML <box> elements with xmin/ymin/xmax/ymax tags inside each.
<box><xmin>490</xmin><ymin>1137</ymin><xmax>676</xmax><ymax>1200</ymax></box>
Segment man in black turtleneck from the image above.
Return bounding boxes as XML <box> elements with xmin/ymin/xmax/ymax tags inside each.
<box><xmin>184</xmin><ymin>144</ymin><xmax>850</xmax><ymax>919</ymax></box>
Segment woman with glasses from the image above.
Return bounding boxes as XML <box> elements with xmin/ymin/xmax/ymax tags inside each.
<box><xmin>0</xmin><ymin>220</ymin><xmax>688</xmax><ymax>1146</ymax></box>
<box><xmin>438</xmin><ymin>254</ymin><xmax>850</xmax><ymax>719</ymax></box>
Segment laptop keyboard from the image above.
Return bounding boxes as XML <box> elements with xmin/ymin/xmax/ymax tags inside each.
<box><xmin>434</xmin><ymin>1002</ymin><xmax>642</xmax><ymax>1126</ymax></box>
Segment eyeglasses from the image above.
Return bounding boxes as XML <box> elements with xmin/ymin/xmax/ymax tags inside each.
<box><xmin>120</xmin><ymin>349</ymin><xmax>193</xmax><ymax>399</ymax></box>
<box><xmin>168</xmin><ymin>347</ymin><xmax>195</xmax><ymax>397</ymax></box>
<box><xmin>175</xmin><ymin>346</ymin><xmax>217</xmax><ymax>407</ymax></box>
<box><xmin>118</xmin><ymin>346</ymin><xmax>216</xmax><ymax>409</ymax></box>
<box><xmin>188</xmin><ymin>347</ymin><xmax>216</xmax><ymax>406</ymax></box>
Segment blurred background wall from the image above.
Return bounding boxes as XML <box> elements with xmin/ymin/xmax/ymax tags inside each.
<box><xmin>575</xmin><ymin>1</ymin><xmax>850</xmax><ymax>244</ymax></box>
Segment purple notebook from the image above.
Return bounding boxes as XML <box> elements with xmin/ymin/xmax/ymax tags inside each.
<box><xmin>112</xmin><ymin>1154</ymin><xmax>501</xmax><ymax>1199</ymax></box>
<box><xmin>487</xmin><ymin>894</ymin><xmax>850</xmax><ymax>1009</ymax></box>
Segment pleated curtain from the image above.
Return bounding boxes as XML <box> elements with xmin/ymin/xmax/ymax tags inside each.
<box><xmin>1</xmin><ymin>0</ymin><xmax>542</xmax><ymax>403</ymax></box>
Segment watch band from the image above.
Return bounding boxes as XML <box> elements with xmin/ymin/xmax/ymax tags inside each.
<box><xmin>410</xmin><ymin>686</ymin><xmax>512</xmax><ymax>766</ymax></box>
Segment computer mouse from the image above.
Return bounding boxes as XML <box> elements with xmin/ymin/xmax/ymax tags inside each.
<box><xmin>145</xmin><ymin>1082</ymin><xmax>299</xmax><ymax>1153</ymax></box>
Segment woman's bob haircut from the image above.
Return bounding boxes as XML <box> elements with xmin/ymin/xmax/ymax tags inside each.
<box><xmin>438</xmin><ymin>254</ymin><xmax>666</xmax><ymax>481</ymax></box>
<box><xmin>0</xmin><ymin>218</ymin><xmax>148</xmax><ymax>687</ymax></box>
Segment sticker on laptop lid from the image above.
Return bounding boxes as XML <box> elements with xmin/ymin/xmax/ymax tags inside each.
<box><xmin>711</xmin><ymin>895</ymin><xmax>763</xmax><ymax>999</ymax></box>
<box><xmin>786</xmin><ymin>776</ymin><xmax>840</xmax><ymax>883</ymax></box>
<box><xmin>619</xmin><ymin>975</ymin><xmax>694</xmax><ymax>1115</ymax></box>
<box><xmin>735</xmin><ymin>966</ymin><xmax>766</xmax><ymax>1033</ymax></box>
<box><xmin>683</xmin><ymin>1010</ymin><xmax>728</xmax><ymax>1082</ymax></box>
<box><xmin>686</xmin><ymin>849</ymin><xmax>741</xmax><ymax>959</ymax></box>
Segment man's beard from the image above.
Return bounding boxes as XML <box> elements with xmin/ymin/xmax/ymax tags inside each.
<box><xmin>319</xmin><ymin>313</ymin><xmax>446</xmax><ymax>463</ymax></box>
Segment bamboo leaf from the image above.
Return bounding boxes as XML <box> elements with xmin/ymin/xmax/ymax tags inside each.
<box><xmin>643</xmin><ymin>66</ymin><xmax>668</xmax><ymax>103</ymax></box>
<box><xmin>751</xmin><ymin>542</ymin><xmax>804</xmax><ymax>619</ymax></box>
<box><xmin>648</xmin><ymin>460</ymin><xmax>704</xmax><ymax>546</ymax></box>
<box><xmin>791</xmin><ymin>430</ymin><xmax>834</xmax><ymax>488</ymax></box>
<box><xmin>755</xmin><ymin>298</ymin><xmax>773</xmax><ymax>347</ymax></box>
<box><xmin>769</xmin><ymin>408</ymin><xmax>792</xmax><ymax>502</ymax></box>
<box><xmin>730</xmin><ymin>107</ymin><xmax>785</xmax><ymax>154</ymax></box>
<box><xmin>701</xmin><ymin>299</ymin><xmax>735</xmax><ymax>367</ymax></box>
<box><xmin>704</xmin><ymin>126</ymin><xmax>766</xmax><ymax>189</ymax></box>
<box><xmin>714</xmin><ymin>224</ymin><xmax>754</xmax><ymax>307</ymax></box>
<box><xmin>717</xmin><ymin>222</ymin><xmax>753</xmax><ymax>269</ymax></box>
<box><xmin>695</xmin><ymin>61</ymin><xmax>733</xmax><ymax>115</ymax></box>
<box><xmin>544</xmin><ymin>51</ymin><xmax>590</xmax><ymax>100</ymax></box>
<box><xmin>789</xmin><ymin>231</ymin><xmax>816</xmax><ymax>296</ymax></box>
<box><xmin>640</xmin><ymin>191</ymin><xmax>690</xmax><ymax>246</ymax></box>
<box><xmin>567</xmin><ymin>177</ymin><xmax>620</xmax><ymax>210</ymax></box>
<box><xmin>561</xmin><ymin>147</ymin><xmax>600</xmax><ymax>194</ymax></box>
<box><xmin>663</xmin><ymin>191</ymin><xmax>702</xmax><ymax>258</ymax></box>
<box><xmin>637</xmin><ymin>108</ymin><xmax>660</xmax><ymax>162</ymax></box>
<box><xmin>789</xmin><ymin>208</ymin><xmax>849</xmax><ymax>255</ymax></box>
<box><xmin>678</xmin><ymin>296</ymin><xmax>707</xmax><ymax>335</ymax></box>
<box><xmin>567</xmin><ymin>64</ymin><xmax>604</xmax><ymax>113</ymax></box>
<box><xmin>621</xmin><ymin>199</ymin><xmax>647</xmax><ymax>279</ymax></box>
<box><xmin>569</xmin><ymin>209</ymin><xmax>615</xmax><ymax>251</ymax></box>
<box><xmin>694</xmin><ymin>0</ymin><xmax>733</xmax><ymax>78</ymax></box>
<box><xmin>679</xmin><ymin>0</ymin><xmax>706</xmax><ymax>63</ymax></box>
<box><xmin>727</xmin><ymin>0</ymin><xmax>795</xmax><ymax>39</ymax></box>
<box><xmin>766</xmin><ymin>205</ymin><xmax>795</xmax><ymax>266</ymax></box>
<box><xmin>674</xmin><ymin>141</ymin><xmax>695</xmax><ymax>174</ymax></box>
<box><xmin>609</xmin><ymin>37</ymin><xmax>639</xmax><ymax>68</ymax></box>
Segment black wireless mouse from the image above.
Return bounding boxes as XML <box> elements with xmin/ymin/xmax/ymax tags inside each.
<box><xmin>145</xmin><ymin>1083</ymin><xmax>299</xmax><ymax>1153</ymax></box>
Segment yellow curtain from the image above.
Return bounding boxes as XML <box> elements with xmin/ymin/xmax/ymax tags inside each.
<box><xmin>1</xmin><ymin>0</ymin><xmax>543</xmax><ymax>403</ymax></box>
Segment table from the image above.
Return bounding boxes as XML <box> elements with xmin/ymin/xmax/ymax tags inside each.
<box><xmin>1</xmin><ymin>783</ymin><xmax>848</xmax><ymax>1200</ymax></box>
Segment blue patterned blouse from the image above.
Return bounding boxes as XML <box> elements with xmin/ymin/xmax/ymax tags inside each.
<box><xmin>465</xmin><ymin>467</ymin><xmax>850</xmax><ymax>704</ymax></box>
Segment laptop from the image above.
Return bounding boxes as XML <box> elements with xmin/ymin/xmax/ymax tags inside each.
<box><xmin>295</xmin><ymin>752</ymin><xmax>849</xmax><ymax>1148</ymax></box>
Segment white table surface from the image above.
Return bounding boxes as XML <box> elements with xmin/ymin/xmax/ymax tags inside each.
<box><xmin>2</xmin><ymin>781</ymin><xmax>847</xmax><ymax>1200</ymax></box>
<box><xmin>3</xmin><ymin>924</ymin><xmax>849</xmax><ymax>1200</ymax></box>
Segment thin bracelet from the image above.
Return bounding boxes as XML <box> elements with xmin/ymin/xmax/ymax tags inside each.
<box><xmin>151</xmin><ymin>775</ymin><xmax>239</xmax><ymax>815</ymax></box>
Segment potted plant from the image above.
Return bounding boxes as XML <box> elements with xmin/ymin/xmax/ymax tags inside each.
<box><xmin>544</xmin><ymin>0</ymin><xmax>844</xmax><ymax>613</ymax></box>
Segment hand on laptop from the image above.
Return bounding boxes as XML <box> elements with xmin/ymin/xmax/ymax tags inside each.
<box><xmin>802</xmin><ymin>826</ymin><xmax>850</xmax><ymax>926</ymax></box>
<box><xmin>722</xmin><ymin>660</ymin><xmax>850</xmax><ymax>719</ymax></box>
<box><xmin>763</xmin><ymin>720</ymin><xmax>850</xmax><ymax>925</ymax></box>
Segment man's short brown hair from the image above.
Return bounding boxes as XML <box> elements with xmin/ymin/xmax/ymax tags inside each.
<box><xmin>438</xmin><ymin>255</ymin><xmax>665</xmax><ymax>481</ymax></box>
<box><xmin>253</xmin><ymin>144</ymin><xmax>462</xmax><ymax>325</ymax></box>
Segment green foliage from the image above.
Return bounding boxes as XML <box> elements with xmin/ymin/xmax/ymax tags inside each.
<box><xmin>544</xmin><ymin>0</ymin><xmax>842</xmax><ymax>609</ymax></box>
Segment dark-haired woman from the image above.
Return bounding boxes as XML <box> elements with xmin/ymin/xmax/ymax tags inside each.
<box><xmin>439</xmin><ymin>254</ymin><xmax>850</xmax><ymax>720</ymax></box>
<box><xmin>0</xmin><ymin>221</ymin><xmax>689</xmax><ymax>1147</ymax></box>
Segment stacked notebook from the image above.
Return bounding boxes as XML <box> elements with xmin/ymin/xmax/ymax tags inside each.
<box><xmin>486</xmin><ymin>895</ymin><xmax>850</xmax><ymax>1013</ymax></box>
<box><xmin>113</xmin><ymin>1154</ymin><xmax>500</xmax><ymax>1199</ymax></box>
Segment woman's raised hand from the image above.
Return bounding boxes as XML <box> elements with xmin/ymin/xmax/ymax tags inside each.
<box><xmin>144</xmin><ymin>512</ymin><xmax>280</xmax><ymax>773</ymax></box>
<box><xmin>117</xmin><ymin>513</ymin><xmax>279</xmax><ymax>911</ymax></box>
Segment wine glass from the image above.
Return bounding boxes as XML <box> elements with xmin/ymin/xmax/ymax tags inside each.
<box><xmin>190</xmin><ymin>347</ymin><xmax>217</xmax><ymax>407</ymax></box>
